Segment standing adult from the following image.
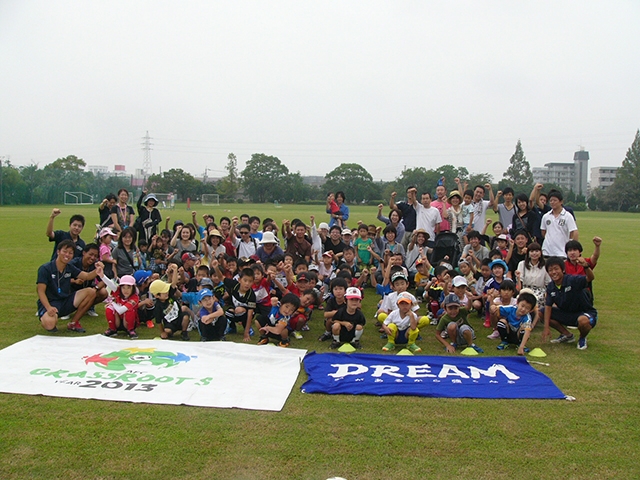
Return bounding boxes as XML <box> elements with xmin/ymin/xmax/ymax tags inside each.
<box><xmin>136</xmin><ymin>190</ymin><xmax>162</xmax><ymax>243</ymax></box>
<box><xmin>540</xmin><ymin>191</ymin><xmax>578</xmax><ymax>258</ymax></box>
<box><xmin>510</xmin><ymin>193</ymin><xmax>542</xmax><ymax>244</ymax></box>
<box><xmin>414</xmin><ymin>192</ymin><xmax>442</xmax><ymax>247</ymax></box>
<box><xmin>377</xmin><ymin>204</ymin><xmax>406</xmax><ymax>241</ymax></box>
<box><xmin>46</xmin><ymin>208</ymin><xmax>86</xmax><ymax>261</ymax></box>
<box><xmin>469</xmin><ymin>183</ymin><xmax>495</xmax><ymax>231</ymax></box>
<box><xmin>98</xmin><ymin>194</ymin><xmax>116</xmax><ymax>229</ymax></box>
<box><xmin>110</xmin><ymin>188</ymin><xmax>136</xmax><ymax>234</ymax></box>
<box><xmin>327</xmin><ymin>191</ymin><xmax>349</xmax><ymax>228</ymax></box>
<box><xmin>389</xmin><ymin>186</ymin><xmax>418</xmax><ymax>248</ymax></box>
<box><xmin>493</xmin><ymin>187</ymin><xmax>516</xmax><ymax>232</ymax></box>
<box><xmin>431</xmin><ymin>182</ymin><xmax>451</xmax><ymax>232</ymax></box>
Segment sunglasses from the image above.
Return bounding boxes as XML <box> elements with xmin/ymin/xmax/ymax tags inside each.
<box><xmin>240</xmin><ymin>231</ymin><xmax>250</xmax><ymax>235</ymax></box>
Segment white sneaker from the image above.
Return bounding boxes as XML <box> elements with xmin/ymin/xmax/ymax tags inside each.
<box><xmin>87</xmin><ymin>308</ymin><xmax>99</xmax><ymax>317</ymax></box>
<box><xmin>60</xmin><ymin>315</ymin><xmax>70</xmax><ymax>320</ymax></box>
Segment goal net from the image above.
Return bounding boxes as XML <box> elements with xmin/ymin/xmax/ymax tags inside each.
<box><xmin>64</xmin><ymin>192</ymin><xmax>93</xmax><ymax>205</ymax></box>
<box><xmin>151</xmin><ymin>193</ymin><xmax>175</xmax><ymax>209</ymax></box>
<box><xmin>202</xmin><ymin>194</ymin><xmax>220</xmax><ymax>206</ymax></box>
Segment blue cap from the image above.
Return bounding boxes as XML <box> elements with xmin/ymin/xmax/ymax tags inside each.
<box><xmin>444</xmin><ymin>293</ymin><xmax>461</xmax><ymax>306</ymax></box>
<box><xmin>133</xmin><ymin>270</ymin><xmax>153</xmax><ymax>286</ymax></box>
<box><xmin>489</xmin><ymin>259</ymin><xmax>508</xmax><ymax>273</ymax></box>
<box><xmin>198</xmin><ymin>288</ymin><xmax>213</xmax><ymax>302</ymax></box>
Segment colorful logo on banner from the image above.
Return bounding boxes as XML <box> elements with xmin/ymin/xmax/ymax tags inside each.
<box><xmin>301</xmin><ymin>352</ymin><xmax>566</xmax><ymax>399</ymax></box>
<box><xmin>83</xmin><ymin>347</ymin><xmax>194</xmax><ymax>371</ymax></box>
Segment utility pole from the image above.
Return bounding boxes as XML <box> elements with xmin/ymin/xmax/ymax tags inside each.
<box><xmin>141</xmin><ymin>131</ymin><xmax>153</xmax><ymax>188</ymax></box>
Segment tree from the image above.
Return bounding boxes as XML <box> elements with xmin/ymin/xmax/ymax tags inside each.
<box><xmin>47</xmin><ymin>155</ymin><xmax>86</xmax><ymax>171</ymax></box>
<box><xmin>324</xmin><ymin>163</ymin><xmax>380</xmax><ymax>203</ymax></box>
<box><xmin>218</xmin><ymin>153</ymin><xmax>239</xmax><ymax>200</ymax></box>
<box><xmin>241</xmin><ymin>153</ymin><xmax>290</xmax><ymax>203</ymax></box>
<box><xmin>609</xmin><ymin>129</ymin><xmax>640</xmax><ymax>211</ymax></box>
<box><xmin>503</xmin><ymin>140</ymin><xmax>533</xmax><ymax>188</ymax></box>
<box><xmin>147</xmin><ymin>168</ymin><xmax>199</xmax><ymax>201</ymax></box>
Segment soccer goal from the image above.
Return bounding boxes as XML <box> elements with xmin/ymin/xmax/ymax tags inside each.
<box><xmin>151</xmin><ymin>193</ymin><xmax>175</xmax><ymax>209</ymax></box>
<box><xmin>64</xmin><ymin>192</ymin><xmax>93</xmax><ymax>205</ymax></box>
<box><xmin>202</xmin><ymin>194</ymin><xmax>220</xmax><ymax>206</ymax></box>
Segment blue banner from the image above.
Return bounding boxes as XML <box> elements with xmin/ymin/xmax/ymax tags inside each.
<box><xmin>301</xmin><ymin>352</ymin><xmax>565</xmax><ymax>399</ymax></box>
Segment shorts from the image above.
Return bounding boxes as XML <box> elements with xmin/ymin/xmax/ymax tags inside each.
<box><xmin>37</xmin><ymin>293</ymin><xmax>77</xmax><ymax>319</ymax></box>
<box><xmin>452</xmin><ymin>323</ymin><xmax>475</xmax><ymax>345</ymax></box>
<box><xmin>288</xmin><ymin>313</ymin><xmax>307</xmax><ymax>332</ymax></box>
<box><xmin>256</xmin><ymin>315</ymin><xmax>286</xmax><ymax>340</ymax></box>
<box><xmin>162</xmin><ymin>318</ymin><xmax>183</xmax><ymax>333</ymax></box>
<box><xmin>550</xmin><ymin>307</ymin><xmax>598</xmax><ymax>328</ymax></box>
<box><xmin>338</xmin><ymin>325</ymin><xmax>357</xmax><ymax>343</ymax></box>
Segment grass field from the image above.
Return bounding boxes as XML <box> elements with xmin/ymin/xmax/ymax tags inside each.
<box><xmin>1</xmin><ymin>203</ymin><xmax>639</xmax><ymax>480</ymax></box>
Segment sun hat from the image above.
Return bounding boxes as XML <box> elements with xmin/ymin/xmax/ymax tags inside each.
<box><xmin>259</xmin><ymin>231</ymin><xmax>278</xmax><ymax>244</ymax></box>
<box><xmin>119</xmin><ymin>275</ymin><xmax>136</xmax><ymax>286</ymax></box>
<box><xmin>99</xmin><ymin>227</ymin><xmax>116</xmax><ymax>238</ymax></box>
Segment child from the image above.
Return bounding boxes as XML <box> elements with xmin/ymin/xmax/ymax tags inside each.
<box><xmin>451</xmin><ymin>275</ymin><xmax>471</xmax><ymax>309</ymax></box>
<box><xmin>223</xmin><ymin>267</ymin><xmax>257</xmax><ymax>341</ymax></box>
<box><xmin>339</xmin><ymin>246</ymin><xmax>359</xmax><ymax>279</ymax></box>
<box><xmin>103</xmin><ymin>274</ymin><xmax>140</xmax><ymax>339</ymax></box>
<box><xmin>424</xmin><ymin>265</ymin><xmax>450</xmax><ymax>323</ymax></box>
<box><xmin>487</xmin><ymin>279</ymin><xmax>517</xmax><ymax>339</ymax></box>
<box><xmin>491</xmin><ymin>290</ymin><xmax>537</xmax><ymax>355</ymax></box>
<box><xmin>289</xmin><ymin>288</ymin><xmax>320</xmax><ymax>339</ymax></box>
<box><xmin>482</xmin><ymin>259</ymin><xmax>508</xmax><ymax>328</ymax></box>
<box><xmin>318</xmin><ymin>277</ymin><xmax>348</xmax><ymax>341</ymax></box>
<box><xmin>134</xmin><ymin>269</ymin><xmax>157</xmax><ymax>328</ymax></box>
<box><xmin>457</xmin><ymin>258</ymin><xmax>476</xmax><ymax>290</ymax></box>
<box><xmin>197</xmin><ymin>288</ymin><xmax>226</xmax><ymax>341</ymax></box>
<box><xmin>354</xmin><ymin>224</ymin><xmax>373</xmax><ymax>268</ymax></box>
<box><xmin>495</xmin><ymin>234</ymin><xmax>509</xmax><ymax>259</ymax></box>
<box><xmin>256</xmin><ymin>294</ymin><xmax>301</xmax><ymax>347</ymax></box>
<box><xmin>461</xmin><ymin>190</ymin><xmax>475</xmax><ymax>243</ymax></box>
<box><xmin>435</xmin><ymin>293</ymin><xmax>483</xmax><ymax>354</ymax></box>
<box><xmin>326</xmin><ymin>193</ymin><xmax>343</xmax><ymax>228</ymax></box>
<box><xmin>413</xmin><ymin>257</ymin><xmax>432</xmax><ymax>300</ymax></box>
<box><xmin>381</xmin><ymin>292</ymin><xmax>422</xmax><ymax>353</ymax></box>
<box><xmin>377</xmin><ymin>271</ymin><xmax>420</xmax><ymax>320</ymax></box>
<box><xmin>149</xmin><ymin>265</ymin><xmax>191</xmax><ymax>341</ymax></box>
<box><xmin>330</xmin><ymin>287</ymin><xmax>366</xmax><ymax>349</ymax></box>
<box><xmin>98</xmin><ymin>227</ymin><xmax>116</xmax><ymax>279</ymax></box>
<box><xmin>251</xmin><ymin>263</ymin><xmax>272</xmax><ymax>317</ymax></box>
<box><xmin>138</xmin><ymin>239</ymin><xmax>149</xmax><ymax>270</ymax></box>
<box><xmin>471</xmin><ymin>258</ymin><xmax>492</xmax><ymax>313</ymax></box>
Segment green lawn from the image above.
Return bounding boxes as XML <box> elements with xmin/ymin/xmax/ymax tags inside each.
<box><xmin>0</xmin><ymin>204</ymin><xmax>639</xmax><ymax>479</ymax></box>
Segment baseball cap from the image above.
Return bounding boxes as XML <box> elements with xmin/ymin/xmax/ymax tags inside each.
<box><xmin>444</xmin><ymin>293</ymin><xmax>461</xmax><ymax>307</ymax></box>
<box><xmin>149</xmin><ymin>280</ymin><xmax>171</xmax><ymax>296</ymax></box>
<box><xmin>181</xmin><ymin>252</ymin><xmax>198</xmax><ymax>262</ymax></box>
<box><xmin>391</xmin><ymin>271</ymin><xmax>408</xmax><ymax>284</ymax></box>
<box><xmin>198</xmin><ymin>288</ymin><xmax>213</xmax><ymax>302</ymax></box>
<box><xmin>133</xmin><ymin>270</ymin><xmax>153</xmax><ymax>286</ymax></box>
<box><xmin>119</xmin><ymin>275</ymin><xmax>136</xmax><ymax>286</ymax></box>
<box><xmin>318</xmin><ymin>222</ymin><xmax>330</xmax><ymax>231</ymax></box>
<box><xmin>296</xmin><ymin>272</ymin><xmax>311</xmax><ymax>282</ymax></box>
<box><xmin>452</xmin><ymin>275</ymin><xmax>468</xmax><ymax>287</ymax></box>
<box><xmin>99</xmin><ymin>227</ymin><xmax>116</xmax><ymax>238</ymax></box>
<box><xmin>199</xmin><ymin>278</ymin><xmax>214</xmax><ymax>289</ymax></box>
<box><xmin>345</xmin><ymin>287</ymin><xmax>362</xmax><ymax>300</ymax></box>
<box><xmin>497</xmin><ymin>234</ymin><xmax>508</xmax><ymax>241</ymax></box>
<box><xmin>342</xmin><ymin>228</ymin><xmax>352</xmax><ymax>235</ymax></box>
<box><xmin>396</xmin><ymin>292</ymin><xmax>413</xmax><ymax>305</ymax></box>
<box><xmin>308</xmin><ymin>264</ymin><xmax>319</xmax><ymax>272</ymax></box>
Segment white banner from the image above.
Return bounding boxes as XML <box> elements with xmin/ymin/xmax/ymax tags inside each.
<box><xmin>0</xmin><ymin>335</ymin><xmax>306</xmax><ymax>411</ymax></box>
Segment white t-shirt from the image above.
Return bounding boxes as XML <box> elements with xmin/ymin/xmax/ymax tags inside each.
<box><xmin>471</xmin><ymin>199</ymin><xmax>491</xmax><ymax>230</ymax></box>
<box><xmin>381</xmin><ymin>291</ymin><xmax>419</xmax><ymax>314</ymax></box>
<box><xmin>383</xmin><ymin>308</ymin><xmax>413</xmax><ymax>330</ymax></box>
<box><xmin>415</xmin><ymin>204</ymin><xmax>442</xmax><ymax>240</ymax></box>
<box><xmin>540</xmin><ymin>208</ymin><xmax>578</xmax><ymax>257</ymax></box>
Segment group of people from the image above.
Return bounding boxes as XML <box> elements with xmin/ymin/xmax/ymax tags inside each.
<box><xmin>36</xmin><ymin>179</ymin><xmax>601</xmax><ymax>354</ymax></box>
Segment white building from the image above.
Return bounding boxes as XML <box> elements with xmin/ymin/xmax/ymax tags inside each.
<box><xmin>532</xmin><ymin>149</ymin><xmax>590</xmax><ymax>196</ymax></box>
<box><xmin>590</xmin><ymin>166</ymin><xmax>618</xmax><ymax>192</ymax></box>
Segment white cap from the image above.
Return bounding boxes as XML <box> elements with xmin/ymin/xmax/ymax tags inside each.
<box><xmin>452</xmin><ymin>275</ymin><xmax>468</xmax><ymax>287</ymax></box>
<box><xmin>345</xmin><ymin>287</ymin><xmax>362</xmax><ymax>300</ymax></box>
<box><xmin>342</xmin><ymin>228</ymin><xmax>352</xmax><ymax>235</ymax></box>
<box><xmin>318</xmin><ymin>222</ymin><xmax>330</xmax><ymax>231</ymax></box>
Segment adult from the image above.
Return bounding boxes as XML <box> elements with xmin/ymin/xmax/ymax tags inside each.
<box><xmin>323</xmin><ymin>225</ymin><xmax>346</xmax><ymax>260</ymax></box>
<box><xmin>112</xmin><ymin>227</ymin><xmax>139</xmax><ymax>278</ymax></box>
<box><xmin>203</xmin><ymin>229</ymin><xmax>227</xmax><ymax>264</ymax></box>
<box><xmin>284</xmin><ymin>220</ymin><xmax>312</xmax><ymax>263</ymax></box>
<box><xmin>564</xmin><ymin>237</ymin><xmax>601</xmax><ymax>276</ymax></box>
<box><xmin>229</xmin><ymin>219</ymin><xmax>259</xmax><ymax>258</ymax></box>
<box><xmin>540</xmin><ymin>190</ymin><xmax>578</xmax><ymax>258</ymax></box>
<box><xmin>256</xmin><ymin>231</ymin><xmax>285</xmax><ymax>263</ymax></box>
<box><xmin>510</xmin><ymin>193</ymin><xmax>542</xmax><ymax>244</ymax></box>
<box><xmin>542</xmin><ymin>257</ymin><xmax>596</xmax><ymax>350</ymax></box>
<box><xmin>389</xmin><ymin>186</ymin><xmax>418</xmax><ymax>248</ymax></box>
<box><xmin>170</xmin><ymin>224</ymin><xmax>199</xmax><ymax>257</ymax></box>
<box><xmin>37</xmin><ymin>239</ymin><xmax>104</xmax><ymax>333</ymax></box>
<box><xmin>46</xmin><ymin>208</ymin><xmax>86</xmax><ymax>260</ymax></box>
<box><xmin>431</xmin><ymin>182</ymin><xmax>451</xmax><ymax>232</ymax></box>
<box><xmin>110</xmin><ymin>188</ymin><xmax>135</xmax><ymax>234</ymax></box>
<box><xmin>377</xmin><ymin>204</ymin><xmax>406</xmax><ymax>242</ymax></box>
<box><xmin>470</xmin><ymin>183</ymin><xmax>495</xmax><ymax>231</ymax></box>
<box><xmin>136</xmin><ymin>190</ymin><xmax>162</xmax><ymax>243</ymax></box>
<box><xmin>414</xmin><ymin>192</ymin><xmax>441</xmax><ymax>246</ymax></box>
<box><xmin>405</xmin><ymin>229</ymin><xmax>430</xmax><ymax>274</ymax></box>
<box><xmin>460</xmin><ymin>231</ymin><xmax>490</xmax><ymax>269</ymax></box>
<box><xmin>327</xmin><ymin>191</ymin><xmax>349</xmax><ymax>228</ymax></box>
<box><xmin>493</xmin><ymin>187</ymin><xmax>516</xmax><ymax>232</ymax></box>
<box><xmin>98</xmin><ymin>194</ymin><xmax>116</xmax><ymax>229</ymax></box>
<box><xmin>69</xmin><ymin>243</ymin><xmax>109</xmax><ymax>308</ymax></box>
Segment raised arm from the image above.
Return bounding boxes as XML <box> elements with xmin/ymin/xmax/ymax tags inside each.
<box><xmin>46</xmin><ymin>208</ymin><xmax>61</xmax><ymax>239</ymax></box>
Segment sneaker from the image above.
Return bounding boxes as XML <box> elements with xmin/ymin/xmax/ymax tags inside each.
<box><xmin>550</xmin><ymin>333</ymin><xmax>575</xmax><ymax>344</ymax></box>
<box><xmin>301</xmin><ymin>324</ymin><xmax>310</xmax><ymax>331</ymax></box>
<box><xmin>60</xmin><ymin>315</ymin><xmax>70</xmax><ymax>320</ymax></box>
<box><xmin>496</xmin><ymin>341</ymin><xmax>509</xmax><ymax>350</ymax></box>
<box><xmin>128</xmin><ymin>330</ymin><xmax>138</xmax><ymax>339</ymax></box>
<box><xmin>471</xmin><ymin>344</ymin><xmax>484</xmax><ymax>353</ymax></box>
<box><xmin>522</xmin><ymin>347</ymin><xmax>530</xmax><ymax>353</ymax></box>
<box><xmin>46</xmin><ymin>326</ymin><xmax>58</xmax><ymax>333</ymax></box>
<box><xmin>293</xmin><ymin>331</ymin><xmax>303</xmax><ymax>340</ymax></box>
<box><xmin>67</xmin><ymin>322</ymin><xmax>86</xmax><ymax>333</ymax></box>
<box><xmin>429</xmin><ymin>317</ymin><xmax>438</xmax><ymax>326</ymax></box>
<box><xmin>318</xmin><ymin>331</ymin><xmax>332</xmax><ymax>342</ymax></box>
<box><xmin>87</xmin><ymin>307</ymin><xmax>99</xmax><ymax>317</ymax></box>
<box><xmin>278</xmin><ymin>339</ymin><xmax>290</xmax><ymax>348</ymax></box>
<box><xmin>408</xmin><ymin>343</ymin><xmax>422</xmax><ymax>353</ymax></box>
<box><xmin>329</xmin><ymin>340</ymin><xmax>342</xmax><ymax>349</ymax></box>
<box><xmin>181</xmin><ymin>331</ymin><xmax>190</xmax><ymax>341</ymax></box>
<box><xmin>483</xmin><ymin>318</ymin><xmax>491</xmax><ymax>328</ymax></box>
<box><xmin>103</xmin><ymin>329</ymin><xmax>118</xmax><ymax>337</ymax></box>
<box><xmin>382</xmin><ymin>342</ymin><xmax>395</xmax><ymax>352</ymax></box>
<box><xmin>577</xmin><ymin>337</ymin><xmax>588</xmax><ymax>350</ymax></box>
<box><xmin>146</xmin><ymin>320</ymin><xmax>155</xmax><ymax>329</ymax></box>
<box><xmin>487</xmin><ymin>330</ymin><xmax>501</xmax><ymax>339</ymax></box>
<box><xmin>248</xmin><ymin>327</ymin><xmax>254</xmax><ymax>337</ymax></box>
<box><xmin>257</xmin><ymin>336</ymin><xmax>269</xmax><ymax>345</ymax></box>
<box><xmin>351</xmin><ymin>340</ymin><xmax>362</xmax><ymax>349</ymax></box>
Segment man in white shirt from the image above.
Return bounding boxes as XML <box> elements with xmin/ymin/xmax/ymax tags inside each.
<box><xmin>540</xmin><ymin>191</ymin><xmax>578</xmax><ymax>258</ymax></box>
<box><xmin>414</xmin><ymin>192</ymin><xmax>442</xmax><ymax>246</ymax></box>
<box><xmin>470</xmin><ymin>183</ymin><xmax>495</xmax><ymax>231</ymax></box>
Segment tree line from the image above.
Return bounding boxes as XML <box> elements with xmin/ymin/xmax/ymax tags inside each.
<box><xmin>2</xmin><ymin>134</ymin><xmax>639</xmax><ymax>211</ymax></box>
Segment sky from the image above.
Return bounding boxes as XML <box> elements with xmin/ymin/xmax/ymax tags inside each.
<box><xmin>1</xmin><ymin>1</ymin><xmax>639</xmax><ymax>183</ymax></box>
